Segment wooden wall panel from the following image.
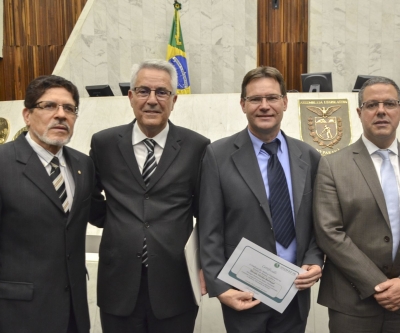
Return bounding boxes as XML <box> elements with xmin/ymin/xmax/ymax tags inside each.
<box><xmin>0</xmin><ymin>0</ymin><xmax>87</xmax><ymax>101</ymax></box>
<box><xmin>258</xmin><ymin>0</ymin><xmax>308</xmax><ymax>91</ymax></box>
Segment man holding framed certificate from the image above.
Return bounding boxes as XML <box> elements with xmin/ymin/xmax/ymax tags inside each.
<box><xmin>199</xmin><ymin>66</ymin><xmax>323</xmax><ymax>333</ymax></box>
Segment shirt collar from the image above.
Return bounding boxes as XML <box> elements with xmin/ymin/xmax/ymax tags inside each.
<box><xmin>25</xmin><ymin>132</ymin><xmax>65</xmax><ymax>167</ymax></box>
<box><xmin>248</xmin><ymin>129</ymin><xmax>285</xmax><ymax>155</ymax></box>
<box><xmin>132</xmin><ymin>122</ymin><xmax>169</xmax><ymax>148</ymax></box>
<box><xmin>361</xmin><ymin>134</ymin><xmax>398</xmax><ymax>156</ymax></box>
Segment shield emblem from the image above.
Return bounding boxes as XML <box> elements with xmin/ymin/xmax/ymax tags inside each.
<box><xmin>299</xmin><ymin>99</ymin><xmax>351</xmax><ymax>156</ymax></box>
<box><xmin>315</xmin><ymin>117</ymin><xmax>337</xmax><ymax>141</ymax></box>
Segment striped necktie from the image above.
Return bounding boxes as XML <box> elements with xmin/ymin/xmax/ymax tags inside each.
<box><xmin>49</xmin><ymin>157</ymin><xmax>69</xmax><ymax>213</ymax></box>
<box><xmin>141</xmin><ymin>139</ymin><xmax>158</xmax><ymax>267</ymax></box>
<box><xmin>142</xmin><ymin>139</ymin><xmax>157</xmax><ymax>187</ymax></box>
<box><xmin>262</xmin><ymin>139</ymin><xmax>295</xmax><ymax>248</ymax></box>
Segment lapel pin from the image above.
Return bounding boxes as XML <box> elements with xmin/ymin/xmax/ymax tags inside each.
<box><xmin>78</xmin><ymin>170</ymin><xmax>82</xmax><ymax>174</ymax></box>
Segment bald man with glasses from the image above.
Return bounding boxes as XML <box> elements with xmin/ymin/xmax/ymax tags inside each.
<box><xmin>314</xmin><ymin>76</ymin><xmax>400</xmax><ymax>332</ymax></box>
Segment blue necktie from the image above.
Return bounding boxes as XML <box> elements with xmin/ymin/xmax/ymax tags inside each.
<box><xmin>376</xmin><ymin>150</ymin><xmax>400</xmax><ymax>260</ymax></box>
<box><xmin>262</xmin><ymin>139</ymin><xmax>295</xmax><ymax>248</ymax></box>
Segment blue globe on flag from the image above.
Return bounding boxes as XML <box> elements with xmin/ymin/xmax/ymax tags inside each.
<box><xmin>169</xmin><ymin>56</ymin><xmax>190</xmax><ymax>90</ymax></box>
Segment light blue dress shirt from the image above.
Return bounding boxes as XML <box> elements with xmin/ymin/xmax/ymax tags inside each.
<box><xmin>248</xmin><ymin>129</ymin><xmax>297</xmax><ymax>264</ymax></box>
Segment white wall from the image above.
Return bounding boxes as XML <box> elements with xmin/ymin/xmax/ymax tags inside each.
<box><xmin>53</xmin><ymin>0</ymin><xmax>257</xmax><ymax>98</ymax></box>
<box><xmin>309</xmin><ymin>0</ymin><xmax>400</xmax><ymax>92</ymax></box>
<box><xmin>53</xmin><ymin>0</ymin><xmax>400</xmax><ymax>96</ymax></box>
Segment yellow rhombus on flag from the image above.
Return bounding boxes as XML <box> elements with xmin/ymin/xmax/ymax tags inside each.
<box><xmin>166</xmin><ymin>1</ymin><xmax>191</xmax><ymax>94</ymax></box>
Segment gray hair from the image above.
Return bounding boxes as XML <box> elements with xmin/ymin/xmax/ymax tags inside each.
<box><xmin>130</xmin><ymin>59</ymin><xmax>178</xmax><ymax>94</ymax></box>
<box><xmin>358</xmin><ymin>76</ymin><xmax>400</xmax><ymax>107</ymax></box>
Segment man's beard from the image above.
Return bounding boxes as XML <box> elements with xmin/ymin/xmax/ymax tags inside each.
<box><xmin>33</xmin><ymin>120</ymin><xmax>72</xmax><ymax>147</ymax></box>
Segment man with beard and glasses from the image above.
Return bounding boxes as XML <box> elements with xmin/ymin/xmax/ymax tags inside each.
<box><xmin>0</xmin><ymin>75</ymin><xmax>95</xmax><ymax>333</ymax></box>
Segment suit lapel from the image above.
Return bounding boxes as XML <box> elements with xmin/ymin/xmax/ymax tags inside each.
<box><xmin>146</xmin><ymin>122</ymin><xmax>180</xmax><ymax>190</ymax></box>
<box><xmin>117</xmin><ymin>121</ymin><xmax>182</xmax><ymax>191</ymax></box>
<box><xmin>231</xmin><ymin>129</ymin><xmax>272</xmax><ymax>223</ymax></box>
<box><xmin>64</xmin><ymin>148</ymin><xmax>83</xmax><ymax>224</ymax></box>
<box><xmin>352</xmin><ymin>138</ymin><xmax>390</xmax><ymax>226</ymax></box>
<box><xmin>117</xmin><ymin>122</ymin><xmax>147</xmax><ymax>190</ymax></box>
<box><xmin>15</xmin><ymin>134</ymin><xmax>65</xmax><ymax>214</ymax></box>
<box><xmin>285</xmin><ymin>135</ymin><xmax>308</xmax><ymax>220</ymax></box>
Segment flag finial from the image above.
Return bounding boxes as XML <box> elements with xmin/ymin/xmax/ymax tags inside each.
<box><xmin>174</xmin><ymin>1</ymin><xmax>182</xmax><ymax>11</ymax></box>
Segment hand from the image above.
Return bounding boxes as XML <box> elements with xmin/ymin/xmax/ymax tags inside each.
<box><xmin>217</xmin><ymin>289</ymin><xmax>260</xmax><ymax>311</ymax></box>
<box><xmin>374</xmin><ymin>279</ymin><xmax>400</xmax><ymax>311</ymax></box>
<box><xmin>199</xmin><ymin>269</ymin><xmax>207</xmax><ymax>295</ymax></box>
<box><xmin>294</xmin><ymin>264</ymin><xmax>322</xmax><ymax>290</ymax></box>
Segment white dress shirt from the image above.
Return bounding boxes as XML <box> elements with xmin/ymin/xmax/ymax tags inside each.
<box><xmin>362</xmin><ymin>134</ymin><xmax>400</xmax><ymax>193</ymax></box>
<box><xmin>362</xmin><ymin>134</ymin><xmax>400</xmax><ymax>260</ymax></box>
<box><xmin>25</xmin><ymin>132</ymin><xmax>75</xmax><ymax>211</ymax></box>
<box><xmin>132</xmin><ymin>122</ymin><xmax>169</xmax><ymax>173</ymax></box>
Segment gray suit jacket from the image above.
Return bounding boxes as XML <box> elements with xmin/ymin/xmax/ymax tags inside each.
<box><xmin>314</xmin><ymin>137</ymin><xmax>400</xmax><ymax>316</ymax></box>
<box><xmin>0</xmin><ymin>134</ymin><xmax>94</xmax><ymax>333</ymax></box>
<box><xmin>89</xmin><ymin>120</ymin><xmax>210</xmax><ymax>319</ymax></box>
<box><xmin>199</xmin><ymin>128</ymin><xmax>323</xmax><ymax>320</ymax></box>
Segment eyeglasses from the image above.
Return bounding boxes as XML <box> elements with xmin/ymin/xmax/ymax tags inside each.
<box><xmin>133</xmin><ymin>86</ymin><xmax>173</xmax><ymax>100</ymax></box>
<box><xmin>244</xmin><ymin>94</ymin><xmax>284</xmax><ymax>105</ymax></box>
<box><xmin>361</xmin><ymin>100</ymin><xmax>400</xmax><ymax>112</ymax></box>
<box><xmin>33</xmin><ymin>101</ymin><xmax>78</xmax><ymax>116</ymax></box>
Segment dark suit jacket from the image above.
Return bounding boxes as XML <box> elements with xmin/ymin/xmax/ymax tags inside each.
<box><xmin>314</xmin><ymin>138</ymin><xmax>400</xmax><ymax>316</ymax></box>
<box><xmin>0</xmin><ymin>134</ymin><xmax>94</xmax><ymax>333</ymax></box>
<box><xmin>89</xmin><ymin>120</ymin><xmax>210</xmax><ymax>319</ymax></box>
<box><xmin>199</xmin><ymin>129</ymin><xmax>323</xmax><ymax>321</ymax></box>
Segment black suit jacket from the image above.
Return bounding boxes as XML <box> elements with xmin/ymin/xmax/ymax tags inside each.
<box><xmin>0</xmin><ymin>134</ymin><xmax>94</xmax><ymax>333</ymax></box>
<box><xmin>90</xmin><ymin>120</ymin><xmax>210</xmax><ymax>319</ymax></box>
<box><xmin>199</xmin><ymin>129</ymin><xmax>323</xmax><ymax>321</ymax></box>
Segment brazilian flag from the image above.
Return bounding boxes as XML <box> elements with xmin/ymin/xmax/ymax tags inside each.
<box><xmin>166</xmin><ymin>1</ymin><xmax>191</xmax><ymax>94</ymax></box>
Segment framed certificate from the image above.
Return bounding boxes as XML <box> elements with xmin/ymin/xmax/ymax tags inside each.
<box><xmin>218</xmin><ymin>238</ymin><xmax>305</xmax><ymax>313</ymax></box>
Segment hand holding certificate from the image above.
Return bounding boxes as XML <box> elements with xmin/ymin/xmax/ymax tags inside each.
<box><xmin>218</xmin><ymin>238</ymin><xmax>306</xmax><ymax>313</ymax></box>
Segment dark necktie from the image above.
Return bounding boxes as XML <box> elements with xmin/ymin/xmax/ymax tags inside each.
<box><xmin>141</xmin><ymin>139</ymin><xmax>158</xmax><ymax>267</ymax></box>
<box><xmin>262</xmin><ymin>139</ymin><xmax>295</xmax><ymax>248</ymax></box>
<box><xmin>49</xmin><ymin>156</ymin><xmax>69</xmax><ymax>213</ymax></box>
<box><xmin>142</xmin><ymin>139</ymin><xmax>157</xmax><ymax>187</ymax></box>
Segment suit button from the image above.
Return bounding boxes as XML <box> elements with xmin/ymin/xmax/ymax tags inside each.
<box><xmin>383</xmin><ymin>265</ymin><xmax>389</xmax><ymax>271</ymax></box>
<box><xmin>144</xmin><ymin>222</ymin><xmax>150</xmax><ymax>228</ymax></box>
<box><xmin>67</xmin><ymin>254</ymin><xmax>71</xmax><ymax>260</ymax></box>
<box><xmin>145</xmin><ymin>194</ymin><xmax>150</xmax><ymax>200</ymax></box>
<box><xmin>384</xmin><ymin>236</ymin><xmax>390</xmax><ymax>242</ymax></box>
<box><xmin>137</xmin><ymin>252</ymin><xmax>142</xmax><ymax>258</ymax></box>
<box><xmin>65</xmin><ymin>285</ymin><xmax>70</xmax><ymax>291</ymax></box>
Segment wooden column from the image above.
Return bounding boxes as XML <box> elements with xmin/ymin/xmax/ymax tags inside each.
<box><xmin>258</xmin><ymin>0</ymin><xmax>308</xmax><ymax>92</ymax></box>
<box><xmin>0</xmin><ymin>0</ymin><xmax>87</xmax><ymax>101</ymax></box>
